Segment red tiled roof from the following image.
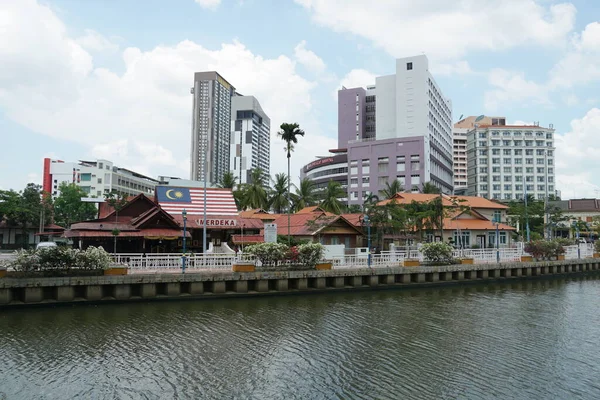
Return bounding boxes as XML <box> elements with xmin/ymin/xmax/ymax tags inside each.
<box><xmin>378</xmin><ymin>193</ymin><xmax>508</xmax><ymax>209</ymax></box>
<box><xmin>65</xmin><ymin>228</ymin><xmax>190</xmax><ymax>238</ymax></box>
<box><xmin>341</xmin><ymin>213</ymin><xmax>363</xmax><ymax>227</ymax></box>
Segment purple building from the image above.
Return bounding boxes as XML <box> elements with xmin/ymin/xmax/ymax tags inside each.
<box><xmin>347</xmin><ymin>136</ymin><xmax>425</xmax><ymax>205</ymax></box>
<box><xmin>301</xmin><ymin>55</ymin><xmax>453</xmax><ymax>207</ymax></box>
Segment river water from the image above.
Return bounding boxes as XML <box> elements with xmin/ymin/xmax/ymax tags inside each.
<box><xmin>2</xmin><ymin>277</ymin><xmax>600</xmax><ymax>399</ymax></box>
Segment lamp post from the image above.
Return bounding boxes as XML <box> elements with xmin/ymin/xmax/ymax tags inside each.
<box><xmin>494</xmin><ymin>215</ymin><xmax>500</xmax><ymax>263</ymax></box>
<box><xmin>241</xmin><ymin>223</ymin><xmax>245</xmax><ymax>253</ymax></box>
<box><xmin>363</xmin><ymin>214</ymin><xmax>371</xmax><ymax>268</ymax></box>
<box><xmin>575</xmin><ymin>221</ymin><xmax>581</xmax><ymax>259</ymax></box>
<box><xmin>182</xmin><ymin>209</ymin><xmax>187</xmax><ymax>274</ymax></box>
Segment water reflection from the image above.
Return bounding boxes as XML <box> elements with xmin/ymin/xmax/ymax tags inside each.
<box><xmin>2</xmin><ymin>277</ymin><xmax>600</xmax><ymax>399</ymax></box>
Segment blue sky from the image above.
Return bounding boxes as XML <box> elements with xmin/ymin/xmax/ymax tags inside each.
<box><xmin>1</xmin><ymin>0</ymin><xmax>599</xmax><ymax>199</ymax></box>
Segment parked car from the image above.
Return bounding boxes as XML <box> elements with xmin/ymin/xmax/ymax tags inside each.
<box><xmin>36</xmin><ymin>242</ymin><xmax>58</xmax><ymax>250</ymax></box>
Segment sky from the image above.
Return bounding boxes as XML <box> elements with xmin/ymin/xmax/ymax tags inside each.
<box><xmin>0</xmin><ymin>0</ymin><xmax>599</xmax><ymax>199</ymax></box>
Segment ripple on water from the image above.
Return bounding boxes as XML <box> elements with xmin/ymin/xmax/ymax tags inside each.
<box><xmin>2</xmin><ymin>278</ymin><xmax>600</xmax><ymax>399</ymax></box>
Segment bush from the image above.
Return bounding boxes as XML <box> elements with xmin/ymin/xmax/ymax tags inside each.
<box><xmin>524</xmin><ymin>239</ymin><xmax>569</xmax><ymax>260</ymax></box>
<box><xmin>595</xmin><ymin>240</ymin><xmax>600</xmax><ymax>253</ymax></box>
<box><xmin>244</xmin><ymin>242</ymin><xmax>288</xmax><ymax>267</ymax></box>
<box><xmin>245</xmin><ymin>242</ymin><xmax>326</xmax><ymax>270</ymax></box>
<box><xmin>9</xmin><ymin>246</ymin><xmax>112</xmax><ymax>273</ymax></box>
<box><xmin>297</xmin><ymin>243</ymin><xmax>325</xmax><ymax>268</ymax></box>
<box><xmin>421</xmin><ymin>242</ymin><xmax>453</xmax><ymax>264</ymax></box>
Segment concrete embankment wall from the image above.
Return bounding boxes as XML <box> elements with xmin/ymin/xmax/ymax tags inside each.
<box><xmin>1</xmin><ymin>259</ymin><xmax>600</xmax><ymax>308</ymax></box>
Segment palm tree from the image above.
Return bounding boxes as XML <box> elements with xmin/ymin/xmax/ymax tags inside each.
<box><xmin>269</xmin><ymin>173</ymin><xmax>289</xmax><ymax>214</ymax></box>
<box><xmin>218</xmin><ymin>171</ymin><xmax>237</xmax><ymax>189</ymax></box>
<box><xmin>278</xmin><ymin>123</ymin><xmax>305</xmax><ymax>244</ymax></box>
<box><xmin>319</xmin><ymin>180</ymin><xmax>346</xmax><ymax>215</ymax></box>
<box><xmin>379</xmin><ymin>180</ymin><xmax>404</xmax><ymax>199</ymax></box>
<box><xmin>421</xmin><ymin>181</ymin><xmax>441</xmax><ymax>194</ymax></box>
<box><xmin>291</xmin><ymin>178</ymin><xmax>317</xmax><ymax>212</ymax></box>
<box><xmin>241</xmin><ymin>168</ymin><xmax>268</xmax><ymax>210</ymax></box>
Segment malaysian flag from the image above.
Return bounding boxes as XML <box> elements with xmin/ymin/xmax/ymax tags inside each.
<box><xmin>155</xmin><ymin>186</ymin><xmax>238</xmax><ymax>216</ymax></box>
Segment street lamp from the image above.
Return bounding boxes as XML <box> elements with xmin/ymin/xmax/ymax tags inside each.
<box><xmin>241</xmin><ymin>223</ymin><xmax>245</xmax><ymax>253</ymax></box>
<box><xmin>182</xmin><ymin>209</ymin><xmax>187</xmax><ymax>273</ymax></box>
<box><xmin>363</xmin><ymin>214</ymin><xmax>372</xmax><ymax>268</ymax></box>
<box><xmin>494</xmin><ymin>215</ymin><xmax>500</xmax><ymax>263</ymax></box>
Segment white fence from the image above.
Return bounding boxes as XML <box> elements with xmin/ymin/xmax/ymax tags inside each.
<box><xmin>113</xmin><ymin>253</ymin><xmax>252</xmax><ymax>271</ymax></box>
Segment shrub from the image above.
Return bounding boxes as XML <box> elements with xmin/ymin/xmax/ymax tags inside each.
<box><xmin>297</xmin><ymin>243</ymin><xmax>326</xmax><ymax>268</ymax></box>
<box><xmin>8</xmin><ymin>246</ymin><xmax>112</xmax><ymax>273</ymax></box>
<box><xmin>595</xmin><ymin>240</ymin><xmax>600</xmax><ymax>253</ymax></box>
<box><xmin>421</xmin><ymin>242</ymin><xmax>453</xmax><ymax>264</ymax></box>
<box><xmin>525</xmin><ymin>240</ymin><xmax>568</xmax><ymax>260</ymax></box>
<box><xmin>244</xmin><ymin>242</ymin><xmax>288</xmax><ymax>266</ymax></box>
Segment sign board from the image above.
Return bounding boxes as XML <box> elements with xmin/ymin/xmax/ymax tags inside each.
<box><xmin>196</xmin><ymin>219</ymin><xmax>237</xmax><ymax>227</ymax></box>
<box><xmin>304</xmin><ymin>157</ymin><xmax>334</xmax><ymax>172</ymax></box>
<box><xmin>264</xmin><ymin>223</ymin><xmax>277</xmax><ymax>243</ymax></box>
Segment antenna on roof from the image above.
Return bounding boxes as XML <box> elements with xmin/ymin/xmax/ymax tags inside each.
<box><xmin>474</xmin><ymin>115</ymin><xmax>485</xmax><ymax>122</ymax></box>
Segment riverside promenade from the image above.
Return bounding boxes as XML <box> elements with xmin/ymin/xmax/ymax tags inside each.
<box><xmin>1</xmin><ymin>258</ymin><xmax>600</xmax><ymax>308</ymax></box>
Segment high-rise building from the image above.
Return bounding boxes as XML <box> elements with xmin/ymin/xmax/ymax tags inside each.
<box><xmin>453</xmin><ymin>116</ymin><xmax>507</xmax><ymax>194</ymax></box>
<box><xmin>229</xmin><ymin>95</ymin><xmax>271</xmax><ymax>185</ymax></box>
<box><xmin>42</xmin><ymin>158</ymin><xmax>159</xmax><ymax>198</ymax></box>
<box><xmin>190</xmin><ymin>71</ymin><xmax>236</xmax><ymax>185</ymax></box>
<box><xmin>466</xmin><ymin>123</ymin><xmax>556</xmax><ymax>201</ymax></box>
<box><xmin>453</xmin><ymin>128</ymin><xmax>468</xmax><ymax>194</ymax></box>
<box><xmin>322</xmin><ymin>55</ymin><xmax>453</xmax><ymax>206</ymax></box>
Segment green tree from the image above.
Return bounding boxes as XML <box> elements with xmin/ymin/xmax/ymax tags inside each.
<box><xmin>291</xmin><ymin>178</ymin><xmax>317</xmax><ymax>212</ymax></box>
<box><xmin>277</xmin><ymin>122</ymin><xmax>305</xmax><ymax>243</ymax></box>
<box><xmin>507</xmin><ymin>195</ymin><xmax>545</xmax><ymax>239</ymax></box>
<box><xmin>0</xmin><ymin>189</ymin><xmax>23</xmax><ymax>248</ymax></box>
<box><xmin>218</xmin><ymin>171</ymin><xmax>237</xmax><ymax>189</ymax></box>
<box><xmin>53</xmin><ymin>183</ymin><xmax>97</xmax><ymax>228</ymax></box>
<box><xmin>319</xmin><ymin>180</ymin><xmax>345</xmax><ymax>215</ymax></box>
<box><xmin>379</xmin><ymin>180</ymin><xmax>404</xmax><ymax>199</ymax></box>
<box><xmin>421</xmin><ymin>181</ymin><xmax>441</xmax><ymax>194</ymax></box>
<box><xmin>241</xmin><ymin>168</ymin><xmax>268</xmax><ymax>210</ymax></box>
<box><xmin>269</xmin><ymin>173</ymin><xmax>289</xmax><ymax>214</ymax></box>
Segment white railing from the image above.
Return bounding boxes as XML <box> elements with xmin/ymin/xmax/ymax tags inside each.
<box><xmin>114</xmin><ymin>253</ymin><xmax>253</xmax><ymax>271</ymax></box>
<box><xmin>109</xmin><ymin>243</ymin><xmax>597</xmax><ymax>272</ymax></box>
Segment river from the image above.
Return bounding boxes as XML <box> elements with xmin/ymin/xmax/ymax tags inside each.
<box><xmin>2</xmin><ymin>277</ymin><xmax>600</xmax><ymax>399</ymax></box>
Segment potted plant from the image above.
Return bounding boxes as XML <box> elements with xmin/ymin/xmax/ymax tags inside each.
<box><xmin>104</xmin><ymin>263</ymin><xmax>128</xmax><ymax>275</ymax></box>
<box><xmin>419</xmin><ymin>242</ymin><xmax>453</xmax><ymax>266</ymax></box>
<box><xmin>403</xmin><ymin>259</ymin><xmax>421</xmax><ymax>267</ymax></box>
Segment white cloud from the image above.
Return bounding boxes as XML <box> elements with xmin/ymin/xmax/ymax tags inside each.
<box><xmin>294</xmin><ymin>40</ymin><xmax>326</xmax><ymax>74</ymax></box>
<box><xmin>430</xmin><ymin>61</ymin><xmax>474</xmax><ymax>76</ymax></box>
<box><xmin>194</xmin><ymin>0</ymin><xmax>221</xmax><ymax>10</ymax></box>
<box><xmin>332</xmin><ymin>68</ymin><xmax>377</xmax><ymax>100</ymax></box>
<box><xmin>555</xmin><ymin>108</ymin><xmax>600</xmax><ymax>199</ymax></box>
<box><xmin>549</xmin><ymin>22</ymin><xmax>600</xmax><ymax>89</ymax></box>
<box><xmin>484</xmin><ymin>69</ymin><xmax>550</xmax><ymax>111</ymax></box>
<box><xmin>296</xmin><ymin>0</ymin><xmax>576</xmax><ymax>60</ymax></box>
<box><xmin>0</xmin><ymin>0</ymin><xmax>330</xmax><ymax>186</ymax></box>
<box><xmin>76</xmin><ymin>29</ymin><xmax>119</xmax><ymax>52</ymax></box>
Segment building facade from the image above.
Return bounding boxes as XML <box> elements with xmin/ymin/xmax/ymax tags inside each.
<box><xmin>466</xmin><ymin>124</ymin><xmax>556</xmax><ymax>201</ymax></box>
<box><xmin>300</xmin><ymin>153</ymin><xmax>348</xmax><ymax>202</ymax></box>
<box><xmin>347</xmin><ymin>136</ymin><xmax>426</xmax><ymax>204</ymax></box>
<box><xmin>453</xmin><ymin>127</ymin><xmax>468</xmax><ymax>194</ymax></box>
<box><xmin>230</xmin><ymin>95</ymin><xmax>271</xmax><ymax>184</ymax></box>
<box><xmin>42</xmin><ymin>158</ymin><xmax>159</xmax><ymax>198</ymax></box>
<box><xmin>190</xmin><ymin>71</ymin><xmax>236</xmax><ymax>185</ymax></box>
<box><xmin>453</xmin><ymin>116</ymin><xmax>507</xmax><ymax>195</ymax></box>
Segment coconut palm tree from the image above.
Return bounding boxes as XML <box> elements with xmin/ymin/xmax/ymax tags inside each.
<box><xmin>269</xmin><ymin>173</ymin><xmax>289</xmax><ymax>214</ymax></box>
<box><xmin>277</xmin><ymin>122</ymin><xmax>305</xmax><ymax>243</ymax></box>
<box><xmin>291</xmin><ymin>177</ymin><xmax>317</xmax><ymax>212</ymax></box>
<box><xmin>218</xmin><ymin>171</ymin><xmax>237</xmax><ymax>189</ymax></box>
<box><xmin>319</xmin><ymin>180</ymin><xmax>346</xmax><ymax>215</ymax></box>
<box><xmin>241</xmin><ymin>168</ymin><xmax>268</xmax><ymax>210</ymax></box>
<box><xmin>379</xmin><ymin>180</ymin><xmax>404</xmax><ymax>200</ymax></box>
<box><xmin>421</xmin><ymin>181</ymin><xmax>441</xmax><ymax>194</ymax></box>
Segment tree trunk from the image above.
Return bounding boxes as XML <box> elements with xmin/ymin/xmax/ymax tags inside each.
<box><xmin>287</xmin><ymin>153</ymin><xmax>291</xmax><ymax>245</ymax></box>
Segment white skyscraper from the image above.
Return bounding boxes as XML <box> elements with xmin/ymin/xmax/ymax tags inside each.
<box><xmin>190</xmin><ymin>71</ymin><xmax>235</xmax><ymax>185</ymax></box>
<box><xmin>373</xmin><ymin>55</ymin><xmax>454</xmax><ymax>193</ymax></box>
<box><xmin>230</xmin><ymin>95</ymin><xmax>271</xmax><ymax>184</ymax></box>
